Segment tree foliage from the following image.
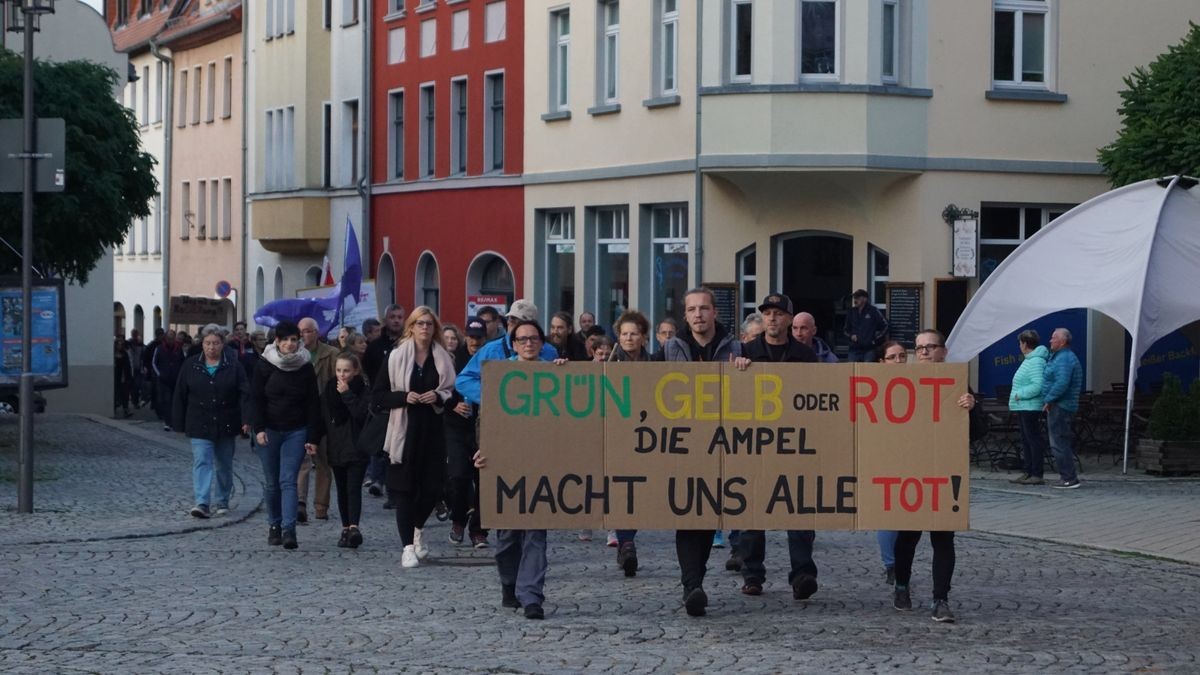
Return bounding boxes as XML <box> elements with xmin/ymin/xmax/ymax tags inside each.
<box><xmin>1098</xmin><ymin>22</ymin><xmax>1200</xmax><ymax>187</ymax></box>
<box><xmin>0</xmin><ymin>50</ymin><xmax>157</xmax><ymax>284</ymax></box>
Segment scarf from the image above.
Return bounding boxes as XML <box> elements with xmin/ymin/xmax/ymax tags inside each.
<box><xmin>261</xmin><ymin>343</ymin><xmax>312</xmax><ymax>372</ymax></box>
<box><xmin>383</xmin><ymin>339</ymin><xmax>457</xmax><ymax>464</ymax></box>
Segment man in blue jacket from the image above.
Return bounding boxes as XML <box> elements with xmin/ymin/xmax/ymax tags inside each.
<box><xmin>1041</xmin><ymin>327</ymin><xmax>1084</xmax><ymax>489</ymax></box>
<box><xmin>843</xmin><ymin>289</ymin><xmax>888</xmax><ymax>362</ymax></box>
<box><xmin>454</xmin><ymin>298</ymin><xmax>558</xmax><ymax>406</ymax></box>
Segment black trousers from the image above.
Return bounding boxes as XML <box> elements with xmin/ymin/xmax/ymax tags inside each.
<box><xmin>331</xmin><ymin>463</ymin><xmax>367</xmax><ymax>528</ymax></box>
<box><xmin>445</xmin><ymin>422</ymin><xmax>485</xmax><ymax>535</ymax></box>
<box><xmin>676</xmin><ymin>529</ymin><xmax>716</xmax><ymax>592</ymax></box>
<box><xmin>893</xmin><ymin>530</ymin><xmax>955</xmax><ymax>600</ymax></box>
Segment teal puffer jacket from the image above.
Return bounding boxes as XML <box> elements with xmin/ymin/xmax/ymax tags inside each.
<box><xmin>1009</xmin><ymin>345</ymin><xmax>1049</xmax><ymax>412</ymax></box>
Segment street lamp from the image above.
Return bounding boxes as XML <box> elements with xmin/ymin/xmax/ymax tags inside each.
<box><xmin>9</xmin><ymin>0</ymin><xmax>54</xmax><ymax>515</ymax></box>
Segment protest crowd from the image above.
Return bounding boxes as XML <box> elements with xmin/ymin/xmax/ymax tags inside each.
<box><xmin>116</xmin><ymin>285</ymin><xmax>1087</xmax><ymax>625</ymax></box>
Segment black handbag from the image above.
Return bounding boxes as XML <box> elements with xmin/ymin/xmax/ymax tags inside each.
<box><xmin>358</xmin><ymin>405</ymin><xmax>391</xmax><ymax>459</ymax></box>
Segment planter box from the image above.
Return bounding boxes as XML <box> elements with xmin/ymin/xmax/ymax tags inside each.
<box><xmin>1138</xmin><ymin>438</ymin><xmax>1200</xmax><ymax>475</ymax></box>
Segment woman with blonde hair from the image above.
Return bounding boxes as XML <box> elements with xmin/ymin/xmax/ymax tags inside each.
<box><xmin>371</xmin><ymin>306</ymin><xmax>458</xmax><ymax>568</ymax></box>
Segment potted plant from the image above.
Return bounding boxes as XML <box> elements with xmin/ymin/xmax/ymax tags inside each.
<box><xmin>1138</xmin><ymin>373</ymin><xmax>1200</xmax><ymax>474</ymax></box>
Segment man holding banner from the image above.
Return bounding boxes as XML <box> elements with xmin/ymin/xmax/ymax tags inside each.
<box><xmin>732</xmin><ymin>294</ymin><xmax>821</xmax><ymax>600</ymax></box>
<box><xmin>661</xmin><ymin>287</ymin><xmax>743</xmax><ymax>617</ymax></box>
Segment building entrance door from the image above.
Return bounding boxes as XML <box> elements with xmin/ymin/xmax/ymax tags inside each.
<box><xmin>774</xmin><ymin>232</ymin><xmax>852</xmax><ymax>354</ymax></box>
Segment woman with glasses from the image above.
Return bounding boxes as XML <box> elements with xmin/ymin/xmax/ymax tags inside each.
<box><xmin>875</xmin><ymin>340</ymin><xmax>907</xmax><ymax>583</ymax></box>
<box><xmin>373</xmin><ymin>306</ymin><xmax>458</xmax><ymax>568</ymax></box>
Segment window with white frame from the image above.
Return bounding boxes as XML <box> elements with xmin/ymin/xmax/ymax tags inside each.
<box><xmin>153</xmin><ymin>192</ymin><xmax>162</xmax><ymax>253</ymax></box>
<box><xmin>993</xmin><ymin>0</ymin><xmax>1049</xmax><ymax>87</ymax></box>
<box><xmin>177</xmin><ymin>69</ymin><xmax>188</xmax><ymax>127</ymax></box>
<box><xmin>206</xmin><ymin>62</ymin><xmax>216</xmax><ymax>122</ymax></box>
<box><xmin>389</xmin><ymin>90</ymin><xmax>405</xmax><ymax>180</ymax></box>
<box><xmin>730</xmin><ymin>0</ymin><xmax>752</xmax><ymax>82</ymax></box>
<box><xmin>420</xmin><ymin>84</ymin><xmax>436</xmax><ymax>177</ymax></box>
<box><xmin>221</xmin><ymin>178</ymin><xmax>232</xmax><ymax>240</ymax></box>
<box><xmin>265</xmin><ymin>106</ymin><xmax>294</xmax><ymax>189</ymax></box>
<box><xmin>452</xmin><ymin>9</ymin><xmax>469</xmax><ymax>50</ymax></box>
<box><xmin>342</xmin><ymin>0</ymin><xmax>359</xmax><ymax>26</ymax></box>
<box><xmin>881</xmin><ymin>0</ymin><xmax>898</xmax><ymax>83</ymax></box>
<box><xmin>265</xmin><ymin>0</ymin><xmax>275</xmax><ymax>38</ymax></box>
<box><xmin>417</xmin><ymin>254</ymin><xmax>440</xmax><ymax>314</ymax></box>
<box><xmin>321</xmin><ymin>102</ymin><xmax>332</xmax><ymax>187</ymax></box>
<box><xmin>388</xmin><ymin>27</ymin><xmax>407</xmax><ymax>63</ymax></box>
<box><xmin>451</xmin><ymin>79</ymin><xmax>468</xmax><ymax>175</ymax></box>
<box><xmin>154</xmin><ymin>62</ymin><xmax>163</xmax><ymax>123</ymax></box>
<box><xmin>191</xmin><ymin>66</ymin><xmax>201</xmax><ymax>125</ymax></box>
<box><xmin>264</xmin><ymin>110</ymin><xmax>275</xmax><ymax>187</ymax></box>
<box><xmin>222</xmin><ymin>57</ymin><xmax>233</xmax><ymax>118</ymax></box>
<box><xmin>343</xmin><ymin>99</ymin><xmax>360</xmax><ymax>186</ymax></box>
<box><xmin>141</xmin><ymin>66</ymin><xmax>149</xmax><ymax>126</ymax></box>
<box><xmin>544</xmin><ymin>210</ymin><xmax>576</xmax><ymax>319</ymax></box>
<box><xmin>390</xmin><ymin>0</ymin><xmax>406</xmax><ymax>15</ymax></box>
<box><xmin>550</xmin><ymin>9</ymin><xmax>571</xmax><ymax>111</ymax></box>
<box><xmin>285</xmin><ymin>0</ymin><xmax>296</xmax><ymax>34</ymax></box>
<box><xmin>209</xmin><ymin>177</ymin><xmax>219</xmax><ymax>240</ymax></box>
<box><xmin>595</xmin><ymin>207</ymin><xmax>630</xmax><ymax>328</ymax></box>
<box><xmin>658</xmin><ymin>0</ymin><xmax>679</xmax><ymax>95</ymax></box>
<box><xmin>127</xmin><ymin>81</ymin><xmax>137</xmax><ymax>121</ymax></box>
<box><xmin>421</xmin><ymin>19</ymin><xmax>437</xmax><ymax>57</ymax></box>
<box><xmin>737</xmin><ymin>246</ymin><xmax>757</xmax><ymax>319</ymax></box>
<box><xmin>868</xmin><ymin>244</ymin><xmax>889</xmax><ymax>310</ymax></box>
<box><xmin>979</xmin><ymin>205</ymin><xmax>1068</xmax><ymax>282</ymax></box>
<box><xmin>485</xmin><ymin>72</ymin><xmax>505</xmax><ymax>172</ymax></box>
<box><xmin>650</xmin><ymin>206</ymin><xmax>688</xmax><ymax>325</ymax></box>
<box><xmin>283</xmin><ymin>106</ymin><xmax>294</xmax><ymax>186</ymax></box>
<box><xmin>140</xmin><ymin>202</ymin><xmax>149</xmax><ymax>254</ymax></box>
<box><xmin>799</xmin><ymin>0</ymin><xmax>838</xmax><ymax>78</ymax></box>
<box><xmin>485</xmin><ymin>1</ymin><xmax>507</xmax><ymax>42</ymax></box>
<box><xmin>197</xmin><ymin>180</ymin><xmax>208</xmax><ymax>239</ymax></box>
<box><xmin>599</xmin><ymin>1</ymin><xmax>620</xmax><ymax>104</ymax></box>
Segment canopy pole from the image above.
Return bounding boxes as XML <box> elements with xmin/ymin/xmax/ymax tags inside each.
<box><xmin>1122</xmin><ymin>348</ymin><xmax>1139</xmax><ymax>475</ymax></box>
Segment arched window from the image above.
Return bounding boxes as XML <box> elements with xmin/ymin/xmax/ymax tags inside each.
<box><xmin>255</xmin><ymin>266</ymin><xmax>265</xmax><ymax>311</ymax></box>
<box><xmin>273</xmin><ymin>267</ymin><xmax>284</xmax><ymax>301</ymax></box>
<box><xmin>113</xmin><ymin>302</ymin><xmax>126</xmax><ymax>338</ymax></box>
<box><xmin>305</xmin><ymin>266</ymin><xmax>322</xmax><ymax>287</ymax></box>
<box><xmin>377</xmin><ymin>253</ymin><xmax>396</xmax><ymax>316</ymax></box>
<box><xmin>415</xmin><ymin>252</ymin><xmax>440</xmax><ymax>314</ymax></box>
<box><xmin>133</xmin><ymin>305</ymin><xmax>145</xmax><ymax>338</ymax></box>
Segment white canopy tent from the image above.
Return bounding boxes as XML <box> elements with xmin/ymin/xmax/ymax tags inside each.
<box><xmin>946</xmin><ymin>176</ymin><xmax>1200</xmax><ymax>472</ymax></box>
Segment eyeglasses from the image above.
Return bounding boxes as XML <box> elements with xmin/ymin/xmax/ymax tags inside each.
<box><xmin>914</xmin><ymin>344</ymin><xmax>944</xmax><ymax>353</ymax></box>
<box><xmin>884</xmin><ymin>353</ymin><xmax>908</xmax><ymax>362</ymax></box>
<box><xmin>513</xmin><ymin>336</ymin><xmax>542</xmax><ymax>345</ymax></box>
<box><xmin>413</xmin><ymin>320</ymin><xmax>435</xmax><ymax>328</ymax></box>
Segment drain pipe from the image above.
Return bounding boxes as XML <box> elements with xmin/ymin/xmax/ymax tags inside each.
<box><xmin>150</xmin><ymin>38</ymin><xmax>173</xmax><ymax>325</ymax></box>
<box><xmin>693</xmin><ymin>0</ymin><xmax>705</xmax><ymax>286</ymax></box>
<box><xmin>359</xmin><ymin>7</ymin><xmax>372</xmax><ymax>272</ymax></box>
<box><xmin>240</xmin><ymin>7</ymin><xmax>250</xmax><ymax>321</ymax></box>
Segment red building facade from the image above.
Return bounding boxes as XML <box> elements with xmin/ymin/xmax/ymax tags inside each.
<box><xmin>371</xmin><ymin>0</ymin><xmax>524</xmax><ymax>327</ymax></box>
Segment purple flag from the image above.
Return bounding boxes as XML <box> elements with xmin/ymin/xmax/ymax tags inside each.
<box><xmin>253</xmin><ymin>218</ymin><xmax>364</xmax><ymax>335</ymax></box>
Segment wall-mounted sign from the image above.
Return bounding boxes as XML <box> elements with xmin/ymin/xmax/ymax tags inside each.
<box><xmin>468</xmin><ymin>295</ymin><xmax>508</xmax><ymax>320</ymax></box>
<box><xmin>952</xmin><ymin>218</ymin><xmax>978</xmax><ymax>278</ymax></box>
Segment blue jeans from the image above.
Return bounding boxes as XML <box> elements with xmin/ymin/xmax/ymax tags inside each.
<box><xmin>496</xmin><ymin>529</ymin><xmax>548</xmax><ymax>607</ymax></box>
<box><xmin>191</xmin><ymin>436</ymin><xmax>235</xmax><ymax>508</ymax></box>
<box><xmin>1046</xmin><ymin>406</ymin><xmax>1078</xmax><ymax>482</ymax></box>
<box><xmin>256</xmin><ymin>428</ymin><xmax>308</xmax><ymax>530</ymax></box>
<box><xmin>848</xmin><ymin>348</ymin><xmax>876</xmax><ymax>363</ymax></box>
<box><xmin>1016</xmin><ymin>411</ymin><xmax>1048</xmax><ymax>478</ymax></box>
<box><xmin>739</xmin><ymin>530</ymin><xmax>817</xmax><ymax>585</ymax></box>
<box><xmin>367</xmin><ymin>453</ymin><xmax>388</xmax><ymax>485</ymax></box>
<box><xmin>877</xmin><ymin>530</ymin><xmax>898</xmax><ymax>568</ymax></box>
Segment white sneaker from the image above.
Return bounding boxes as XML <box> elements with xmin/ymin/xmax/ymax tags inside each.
<box><xmin>578</xmin><ymin>529</ymin><xmax>593</xmax><ymax>542</ymax></box>
<box><xmin>401</xmin><ymin>545</ymin><xmax>419</xmax><ymax>568</ymax></box>
<box><xmin>413</xmin><ymin>528</ymin><xmax>429</xmax><ymax>559</ymax></box>
<box><xmin>606</xmin><ymin>530</ymin><xmax>618</xmax><ymax>547</ymax></box>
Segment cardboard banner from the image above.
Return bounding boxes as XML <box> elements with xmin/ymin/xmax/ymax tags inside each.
<box><xmin>479</xmin><ymin>361</ymin><xmax>969</xmax><ymax>531</ymax></box>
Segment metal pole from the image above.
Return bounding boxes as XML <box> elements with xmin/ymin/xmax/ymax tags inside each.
<box><xmin>18</xmin><ymin>6</ymin><xmax>36</xmax><ymax>514</ymax></box>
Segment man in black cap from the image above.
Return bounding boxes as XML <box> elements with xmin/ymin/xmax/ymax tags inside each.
<box><xmin>732</xmin><ymin>293</ymin><xmax>821</xmax><ymax>601</ymax></box>
<box><xmin>843</xmin><ymin>289</ymin><xmax>888</xmax><ymax>363</ymax></box>
<box><xmin>445</xmin><ymin>315</ymin><xmax>491</xmax><ymax>548</ymax></box>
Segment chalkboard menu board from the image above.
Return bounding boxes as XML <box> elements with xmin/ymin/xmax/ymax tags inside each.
<box><xmin>705</xmin><ymin>283</ymin><xmax>739</xmax><ymax>332</ymax></box>
<box><xmin>886</xmin><ymin>282</ymin><xmax>924</xmax><ymax>349</ymax></box>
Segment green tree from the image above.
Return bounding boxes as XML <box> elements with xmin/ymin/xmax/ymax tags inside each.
<box><xmin>0</xmin><ymin>50</ymin><xmax>157</xmax><ymax>284</ymax></box>
<box><xmin>1098</xmin><ymin>22</ymin><xmax>1200</xmax><ymax>187</ymax></box>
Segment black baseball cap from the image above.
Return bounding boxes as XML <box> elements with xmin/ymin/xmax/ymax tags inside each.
<box><xmin>758</xmin><ymin>293</ymin><xmax>794</xmax><ymax>315</ymax></box>
<box><xmin>465</xmin><ymin>317</ymin><xmax>487</xmax><ymax>337</ymax></box>
<box><xmin>852</xmin><ymin>289</ymin><xmax>870</xmax><ymax>299</ymax></box>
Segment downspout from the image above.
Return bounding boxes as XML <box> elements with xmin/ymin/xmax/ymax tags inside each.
<box><xmin>693</xmin><ymin>0</ymin><xmax>704</xmax><ymax>286</ymax></box>
<box><xmin>359</xmin><ymin>3</ymin><xmax>372</xmax><ymax>272</ymax></box>
<box><xmin>150</xmin><ymin>39</ymin><xmax>173</xmax><ymax>326</ymax></box>
<box><xmin>240</xmin><ymin>7</ymin><xmax>249</xmax><ymax>321</ymax></box>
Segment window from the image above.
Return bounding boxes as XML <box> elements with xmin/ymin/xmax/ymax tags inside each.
<box><xmin>283</xmin><ymin>106</ymin><xmax>294</xmax><ymax>188</ymax></box>
<box><xmin>599</xmin><ymin>1</ymin><xmax>620</xmax><ymax>103</ymax></box>
<box><xmin>265</xmin><ymin>106</ymin><xmax>295</xmax><ymax>189</ymax></box>
<box><xmin>321</xmin><ymin>102</ymin><xmax>332</xmax><ymax>188</ymax></box>
<box><xmin>177</xmin><ymin>69</ymin><xmax>188</xmax><ymax>127</ymax></box>
<box><xmin>285</xmin><ymin>0</ymin><xmax>296</xmax><ymax>34</ymax></box>
<box><xmin>152</xmin><ymin>193</ymin><xmax>162</xmax><ymax>253</ymax></box>
<box><xmin>551</xmin><ymin>9</ymin><xmax>571</xmax><ymax>111</ymax></box>
<box><xmin>417</xmin><ymin>254</ymin><xmax>440</xmax><ymax>315</ymax></box>
<box><xmin>141</xmin><ymin>66</ymin><xmax>150</xmax><ymax>126</ymax></box>
<box><xmin>737</xmin><ymin>246</ymin><xmax>756</xmax><ymax>319</ymax></box>
<box><xmin>388</xmin><ymin>28</ymin><xmax>407</xmax><ymax>63</ymax></box>
<box><xmin>451</xmin><ymin>79</ymin><xmax>468</xmax><ymax>175</ymax></box>
<box><xmin>140</xmin><ymin>204</ymin><xmax>148</xmax><ymax>254</ymax></box>
<box><xmin>421</xmin><ymin>19</ymin><xmax>437</xmax><ymax>57</ymax></box>
<box><xmin>544</xmin><ymin>210</ymin><xmax>576</xmax><ymax>319</ymax></box>
<box><xmin>485</xmin><ymin>1</ymin><xmax>507</xmax><ymax>42</ymax></box>
<box><xmin>116</xmin><ymin>0</ymin><xmax>129</xmax><ymax>26</ymax></box>
<box><xmin>180</xmin><ymin>180</ymin><xmax>191</xmax><ymax>240</ymax></box>
<box><xmin>868</xmin><ymin>245</ymin><xmax>890</xmax><ymax>309</ymax></box>
<box><xmin>324</xmin><ymin>0</ymin><xmax>332</xmax><ymax>29</ymax></box>
<box><xmin>389</xmin><ymin>90</ymin><xmax>405</xmax><ymax>180</ymax></box>
<box><xmin>390</xmin><ymin>0</ymin><xmax>406</xmax><ymax>15</ymax></box>
<box><xmin>206</xmin><ymin>62</ymin><xmax>216</xmax><ymax>122</ymax></box>
<box><xmin>197</xmin><ymin>180</ymin><xmax>208</xmax><ymax>239</ymax></box>
<box><xmin>343</xmin><ymin>99</ymin><xmax>360</xmax><ymax>186</ymax></box>
<box><xmin>484</xmin><ymin>72</ymin><xmax>504</xmax><ymax>172</ymax></box>
<box><xmin>266</xmin><ymin>0</ymin><xmax>275</xmax><ymax>38</ymax></box>
<box><xmin>209</xmin><ymin>177</ymin><xmax>219</xmax><ymax>240</ymax></box>
<box><xmin>342</xmin><ymin>0</ymin><xmax>359</xmax><ymax>26</ymax></box>
<box><xmin>993</xmin><ymin>0</ymin><xmax>1048</xmax><ymax>86</ymax></box>
<box><xmin>420</xmin><ymin>84</ymin><xmax>436</xmax><ymax>177</ymax></box>
<box><xmin>222</xmin><ymin>57</ymin><xmax>233</xmax><ymax>119</ymax></box>
<box><xmin>154</xmin><ymin>61</ymin><xmax>163</xmax><ymax>123</ymax></box>
<box><xmin>650</xmin><ymin>206</ymin><xmax>688</xmax><ymax>325</ymax></box>
<box><xmin>979</xmin><ymin>205</ymin><xmax>1068</xmax><ymax>282</ymax></box>
<box><xmin>594</xmin><ymin>207</ymin><xmax>629</xmax><ymax>328</ymax></box>
<box><xmin>881</xmin><ymin>0</ymin><xmax>898</xmax><ymax>83</ymax></box>
<box><xmin>731</xmin><ymin>0</ymin><xmax>752</xmax><ymax>81</ymax></box>
<box><xmin>800</xmin><ymin>0</ymin><xmax>837</xmax><ymax>77</ymax></box>
<box><xmin>221</xmin><ymin>178</ymin><xmax>232</xmax><ymax>240</ymax></box>
<box><xmin>658</xmin><ymin>0</ymin><xmax>679</xmax><ymax>94</ymax></box>
<box><xmin>191</xmin><ymin>66</ymin><xmax>201</xmax><ymax>125</ymax></box>
<box><xmin>128</xmin><ymin>81</ymin><xmax>138</xmax><ymax>121</ymax></box>
<box><xmin>265</xmin><ymin>111</ymin><xmax>275</xmax><ymax>187</ymax></box>
<box><xmin>452</xmin><ymin>10</ymin><xmax>469</xmax><ymax>50</ymax></box>
<box><xmin>138</xmin><ymin>0</ymin><xmax>149</xmax><ymax>17</ymax></box>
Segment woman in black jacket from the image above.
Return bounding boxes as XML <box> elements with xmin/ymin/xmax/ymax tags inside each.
<box><xmin>323</xmin><ymin>352</ymin><xmax>370</xmax><ymax>548</ymax></box>
<box><xmin>172</xmin><ymin>327</ymin><xmax>251</xmax><ymax>519</ymax></box>
<box><xmin>251</xmin><ymin>320</ymin><xmax>322</xmax><ymax>550</ymax></box>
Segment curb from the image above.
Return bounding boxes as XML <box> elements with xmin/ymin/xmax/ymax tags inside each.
<box><xmin>964</xmin><ymin>528</ymin><xmax>1200</xmax><ymax>570</ymax></box>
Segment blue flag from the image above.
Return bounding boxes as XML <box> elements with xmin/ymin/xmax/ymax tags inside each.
<box><xmin>336</xmin><ymin>217</ymin><xmax>363</xmax><ymax>323</ymax></box>
<box><xmin>253</xmin><ymin>218</ymin><xmax>364</xmax><ymax>335</ymax></box>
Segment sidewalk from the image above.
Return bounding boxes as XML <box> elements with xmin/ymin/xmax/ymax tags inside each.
<box><xmin>0</xmin><ymin>413</ymin><xmax>262</xmax><ymax>546</ymax></box>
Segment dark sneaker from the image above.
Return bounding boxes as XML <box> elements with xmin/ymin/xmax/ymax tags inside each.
<box><xmin>725</xmin><ymin>552</ymin><xmax>743</xmax><ymax>572</ymax></box>
<box><xmin>684</xmin><ymin>587</ymin><xmax>708</xmax><ymax>617</ymax></box>
<box><xmin>524</xmin><ymin>603</ymin><xmax>545</xmax><ymax>620</ymax></box>
<box><xmin>791</xmin><ymin>574</ymin><xmax>818</xmax><ymax>600</ymax></box>
<box><xmin>740</xmin><ymin>582</ymin><xmax>763</xmax><ymax>596</ymax></box>
<box><xmin>435</xmin><ymin>501</ymin><xmax>450</xmax><ymax>522</ymax></box>
<box><xmin>296</xmin><ymin>504</ymin><xmax>308</xmax><ymax>524</ymax></box>
<box><xmin>348</xmin><ymin>527</ymin><xmax>363</xmax><ymax>548</ymax></box>
<box><xmin>449</xmin><ymin>523</ymin><xmax>465</xmax><ymax>545</ymax></box>
<box><xmin>1008</xmin><ymin>473</ymin><xmax>1030</xmax><ymax>484</ymax></box>
<box><xmin>337</xmin><ymin>528</ymin><xmax>351</xmax><ymax>548</ymax></box>
<box><xmin>502</xmin><ymin>584</ymin><xmax>520</xmax><ymax>609</ymax></box>
<box><xmin>367</xmin><ymin>483</ymin><xmax>383</xmax><ymax>497</ymax></box>
<box><xmin>1026</xmin><ymin>476</ymin><xmax>1045</xmax><ymax>485</ymax></box>
<box><xmin>190</xmin><ymin>504</ymin><xmax>210</xmax><ymax>519</ymax></box>
<box><xmin>893</xmin><ymin>588</ymin><xmax>912</xmax><ymax>611</ymax></box>
<box><xmin>885</xmin><ymin>566</ymin><xmax>896</xmax><ymax>585</ymax></box>
<box><xmin>471</xmin><ymin>534</ymin><xmax>489</xmax><ymax>549</ymax></box>
<box><xmin>282</xmin><ymin>528</ymin><xmax>298</xmax><ymax>550</ymax></box>
<box><xmin>1053</xmin><ymin>479</ymin><xmax>1081</xmax><ymax>489</ymax></box>
<box><xmin>932</xmin><ymin>599</ymin><xmax>956</xmax><ymax>622</ymax></box>
<box><xmin>617</xmin><ymin>542</ymin><xmax>639</xmax><ymax>577</ymax></box>
<box><xmin>268</xmin><ymin>525</ymin><xmax>283</xmax><ymax>546</ymax></box>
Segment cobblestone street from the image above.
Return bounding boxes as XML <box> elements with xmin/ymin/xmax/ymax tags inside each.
<box><xmin>3</xmin><ymin>416</ymin><xmax>1200</xmax><ymax>673</ymax></box>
